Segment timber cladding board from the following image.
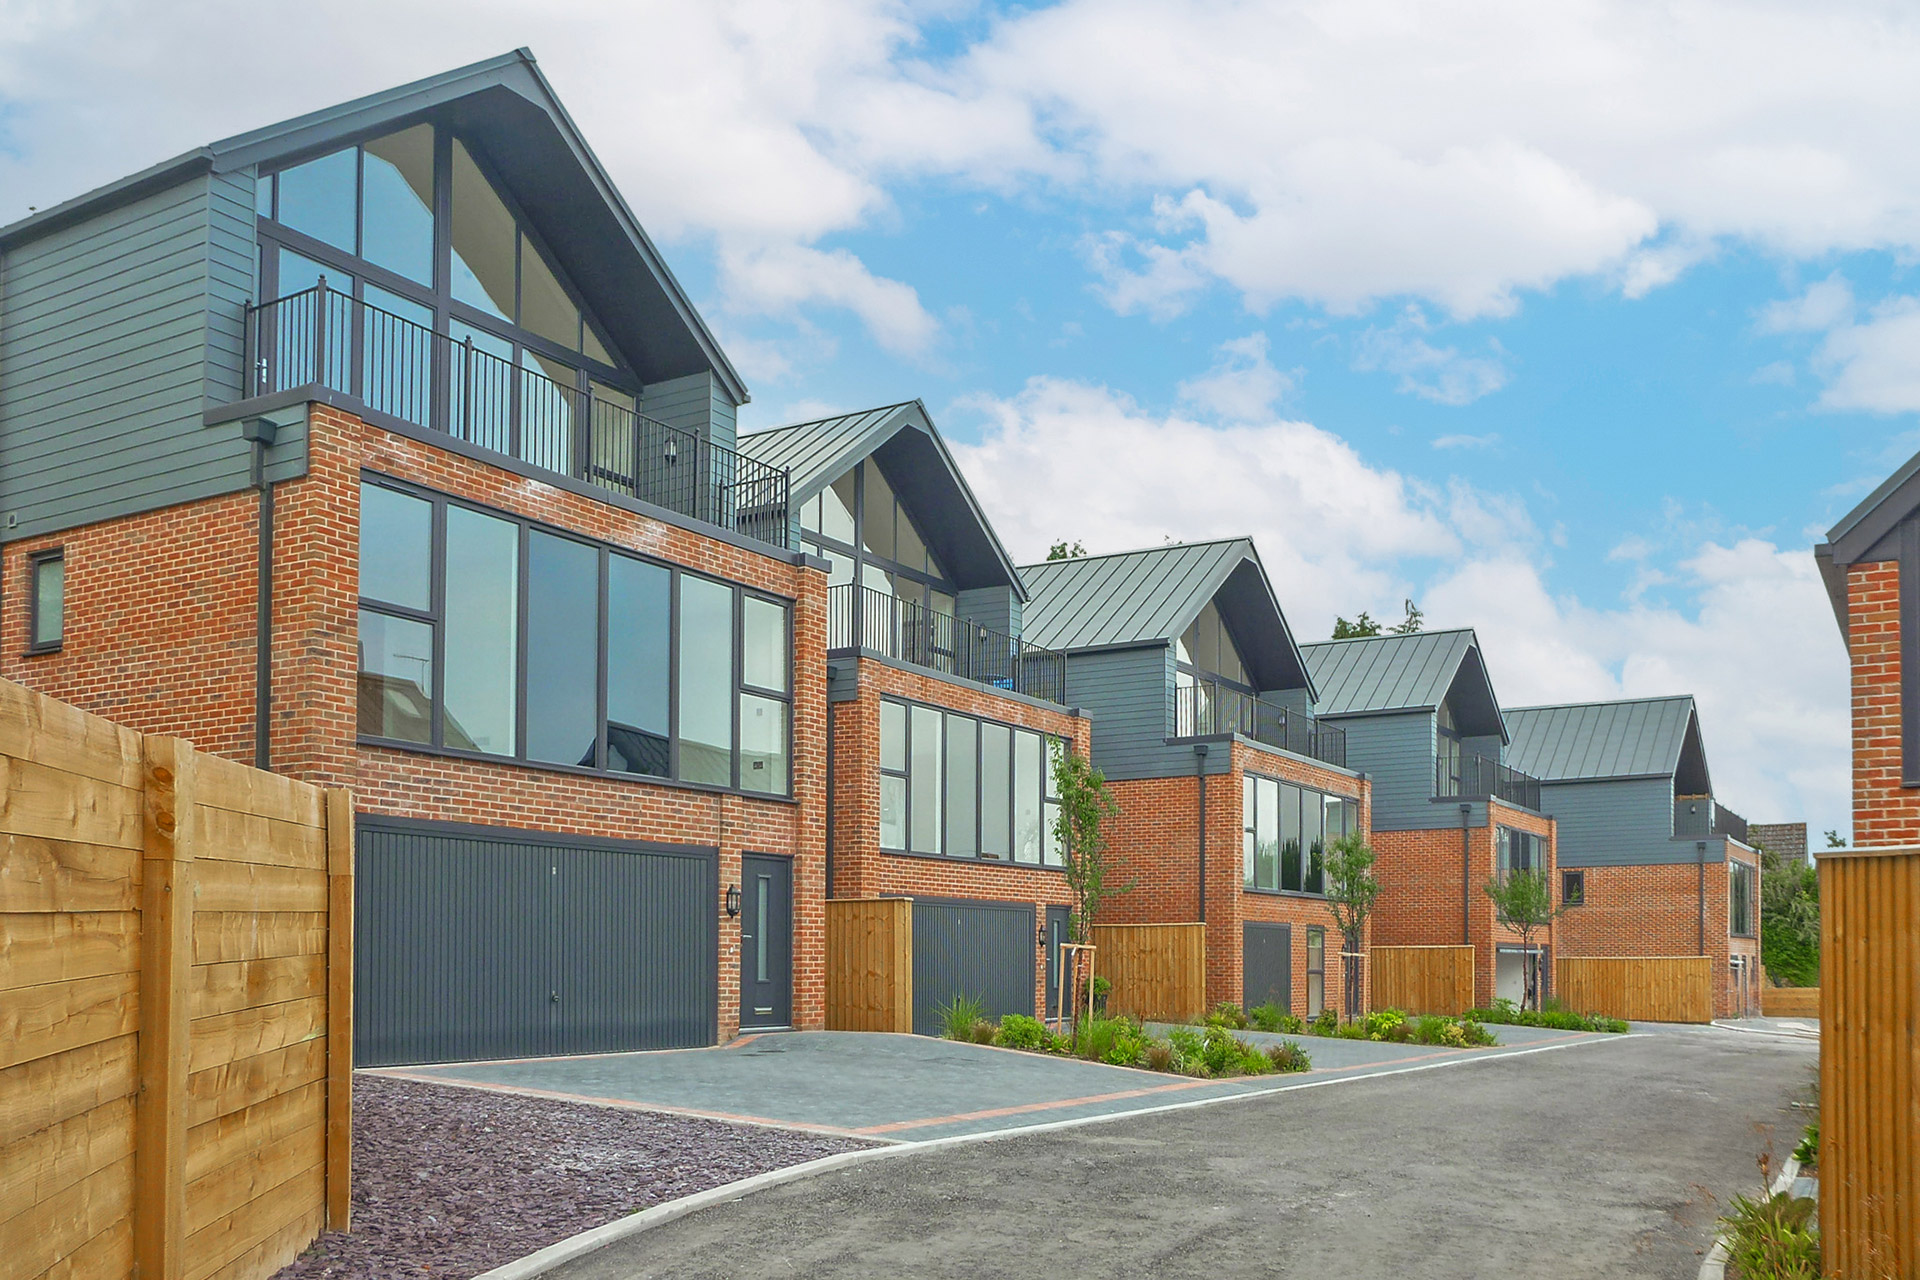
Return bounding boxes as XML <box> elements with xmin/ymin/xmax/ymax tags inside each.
<box><xmin>1091</xmin><ymin>923</ymin><xmax>1206</xmax><ymax>1024</ymax></box>
<box><xmin>1371</xmin><ymin>945</ymin><xmax>1476</xmax><ymax>1016</ymax></box>
<box><xmin>0</xmin><ymin>675</ymin><xmax>347</xmax><ymax>1280</ymax></box>
<box><xmin>1553</xmin><ymin>956</ymin><xmax>1713</xmax><ymax>1023</ymax></box>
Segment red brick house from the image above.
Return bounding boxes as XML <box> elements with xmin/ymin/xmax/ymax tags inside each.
<box><xmin>1503</xmin><ymin>698</ymin><xmax>1761</xmax><ymax>1018</ymax></box>
<box><xmin>1301</xmin><ymin>630</ymin><xmax>1557</xmax><ymax>1009</ymax></box>
<box><xmin>0</xmin><ymin>52</ymin><xmax>827</xmax><ymax>1061</ymax></box>
<box><xmin>1019</xmin><ymin>540</ymin><xmax>1370</xmax><ymax>1018</ymax></box>
<box><xmin>741</xmin><ymin>403</ymin><xmax>1089</xmax><ymax>1031</ymax></box>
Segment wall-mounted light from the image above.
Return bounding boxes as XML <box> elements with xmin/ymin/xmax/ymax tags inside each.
<box><xmin>1036</xmin><ymin>925</ymin><xmax>1049</xmax><ymax>949</ymax></box>
<box><xmin>725</xmin><ymin>884</ymin><xmax>741</xmax><ymax>918</ymax></box>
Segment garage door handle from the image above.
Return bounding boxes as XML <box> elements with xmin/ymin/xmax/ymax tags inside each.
<box><xmin>550</xmin><ymin>992</ymin><xmax>560</xmax><ymax>1003</ymax></box>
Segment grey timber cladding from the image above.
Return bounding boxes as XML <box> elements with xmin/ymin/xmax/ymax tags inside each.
<box><xmin>1337</xmin><ymin>710</ymin><xmax>1441</xmax><ymax>831</ymax></box>
<box><xmin>641</xmin><ymin>371</ymin><xmax>738</xmax><ymax>453</ymax></box>
<box><xmin>1302</xmin><ymin>630</ymin><xmax>1477</xmax><ymax>716</ymax></box>
<box><xmin>1504</xmin><ymin>697</ymin><xmax>1696</xmax><ymax>781</ymax></box>
<box><xmin>1067</xmin><ymin>645</ymin><xmax>1187</xmax><ymax>780</ymax></box>
<box><xmin>0</xmin><ymin>169</ymin><xmax>309</xmax><ymax>542</ymax></box>
<box><xmin>1539</xmin><ymin>776</ymin><xmax>1738</xmax><ymax>867</ymax></box>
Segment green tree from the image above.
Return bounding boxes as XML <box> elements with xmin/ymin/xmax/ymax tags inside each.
<box><xmin>1390</xmin><ymin>598</ymin><xmax>1425</xmax><ymax>634</ymax></box>
<box><xmin>1332</xmin><ymin>611</ymin><xmax>1381</xmax><ymax>638</ymax></box>
<box><xmin>1755</xmin><ymin>835</ymin><xmax>1820</xmax><ymax>987</ymax></box>
<box><xmin>1047</xmin><ymin>540</ymin><xmax>1088</xmax><ymax>561</ymax></box>
<box><xmin>1824</xmin><ymin>828</ymin><xmax>1848</xmax><ymax>849</ymax></box>
<box><xmin>1050</xmin><ymin>742</ymin><xmax>1127</xmax><ymax>944</ymax></box>
<box><xmin>1324</xmin><ymin>831</ymin><xmax>1382</xmax><ymax>1021</ymax></box>
<box><xmin>1485</xmin><ymin>869</ymin><xmax>1562</xmax><ymax>1010</ymax></box>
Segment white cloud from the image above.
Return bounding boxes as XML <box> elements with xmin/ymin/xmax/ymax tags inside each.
<box><xmin>1433</xmin><ymin>433</ymin><xmax>1499</xmax><ymax>451</ymax></box>
<box><xmin>716</xmin><ymin>242</ymin><xmax>939</xmax><ymax>358</ymax></box>
<box><xmin>1175</xmin><ymin>333</ymin><xmax>1294</xmax><ymax>421</ymax></box>
<box><xmin>1352</xmin><ymin>308</ymin><xmax>1512</xmax><ymax>405</ymax></box>
<box><xmin>1759</xmin><ymin>274</ymin><xmax>1857</xmax><ymax>334</ymax></box>
<box><xmin>1815</xmin><ymin>298</ymin><xmax>1920</xmax><ymax>414</ymax></box>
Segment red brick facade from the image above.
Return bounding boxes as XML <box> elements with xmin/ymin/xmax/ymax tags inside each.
<box><xmin>1554</xmin><ymin>848</ymin><xmax>1762</xmax><ymax>1018</ymax></box>
<box><xmin>1846</xmin><ymin>559</ymin><xmax>1915</xmax><ymax>847</ymax></box>
<box><xmin>826</xmin><ymin>656</ymin><xmax>1090</xmax><ymax>1020</ymax></box>
<box><xmin>1370</xmin><ymin>799</ymin><xmax>1558</xmax><ymax>1007</ymax></box>
<box><xmin>1101</xmin><ymin>740</ymin><xmax>1372</xmax><ymax>1017</ymax></box>
<box><xmin>2</xmin><ymin>404</ymin><xmax>830</xmax><ymax>1039</ymax></box>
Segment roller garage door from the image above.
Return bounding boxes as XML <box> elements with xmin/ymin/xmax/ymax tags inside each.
<box><xmin>356</xmin><ymin>819</ymin><xmax>717</xmax><ymax>1066</ymax></box>
<box><xmin>912</xmin><ymin>898</ymin><xmax>1036</xmax><ymax>1035</ymax></box>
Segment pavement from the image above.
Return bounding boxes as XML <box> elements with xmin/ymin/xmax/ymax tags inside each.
<box><xmin>544</xmin><ymin>1024</ymin><xmax>1816</xmax><ymax>1280</ymax></box>
<box><xmin>375</xmin><ymin>1023</ymin><xmax>1602</xmax><ymax>1143</ymax></box>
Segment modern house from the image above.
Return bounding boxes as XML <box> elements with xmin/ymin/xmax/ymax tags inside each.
<box><xmin>1502</xmin><ymin>697</ymin><xmax>1761</xmax><ymax>1018</ymax></box>
<box><xmin>1300</xmin><ymin>630</ymin><xmax>1556</xmax><ymax>1008</ymax></box>
<box><xmin>739</xmin><ymin>403</ymin><xmax>1087</xmax><ymax>1032</ymax></box>
<box><xmin>0</xmin><ymin>51</ymin><xmax>827</xmax><ymax>1064</ymax></box>
<box><xmin>1019</xmin><ymin>540</ymin><xmax>1369</xmax><ymax>1019</ymax></box>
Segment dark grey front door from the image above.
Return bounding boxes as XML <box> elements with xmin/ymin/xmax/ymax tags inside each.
<box><xmin>739</xmin><ymin>854</ymin><xmax>793</xmax><ymax>1029</ymax></box>
<box><xmin>1244</xmin><ymin>922</ymin><xmax>1292</xmax><ymax>1013</ymax></box>
<box><xmin>1044</xmin><ymin>905</ymin><xmax>1073</xmax><ymax>1022</ymax></box>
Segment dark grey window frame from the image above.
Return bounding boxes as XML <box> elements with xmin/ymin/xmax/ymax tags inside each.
<box><xmin>355</xmin><ymin>472</ymin><xmax>793</xmax><ymax>797</ymax></box>
<box><xmin>1495</xmin><ymin>826</ymin><xmax>1543</xmax><ymax>878</ymax></box>
<box><xmin>1305</xmin><ymin>925</ymin><xmax>1327</xmax><ymax>1019</ymax></box>
<box><xmin>257</xmin><ymin>125</ymin><xmax>638</xmax><ymax>421</ymax></box>
<box><xmin>1175</xmin><ymin>600</ymin><xmax>1257</xmax><ymax>695</ymax></box>
<box><xmin>1561</xmin><ymin>868</ymin><xmax>1585</xmax><ymax>906</ymax></box>
<box><xmin>801</xmin><ymin>459</ymin><xmax>957</xmax><ymax>603</ymax></box>
<box><xmin>877</xmin><ymin>694</ymin><xmax>1063</xmax><ymax>869</ymax></box>
<box><xmin>1728</xmin><ymin>859</ymin><xmax>1756</xmax><ymax>938</ymax></box>
<box><xmin>25</xmin><ymin>547</ymin><xmax>64</xmax><ymax>655</ymax></box>
<box><xmin>1241</xmin><ymin>769</ymin><xmax>1356</xmax><ymax>898</ymax></box>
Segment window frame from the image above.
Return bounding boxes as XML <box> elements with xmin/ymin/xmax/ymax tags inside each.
<box><xmin>1561</xmin><ymin>869</ymin><xmax>1585</xmax><ymax>907</ymax></box>
<box><xmin>1728</xmin><ymin>859</ymin><xmax>1757</xmax><ymax>938</ymax></box>
<box><xmin>1241</xmin><ymin>769</ymin><xmax>1356</xmax><ymax>898</ymax></box>
<box><xmin>354</xmin><ymin>472</ymin><xmax>793</xmax><ymax>797</ymax></box>
<box><xmin>25</xmin><ymin>547</ymin><xmax>65</xmax><ymax>655</ymax></box>
<box><xmin>1305</xmin><ymin>926</ymin><xmax>1327</xmax><ymax>1020</ymax></box>
<box><xmin>1495</xmin><ymin>826</ymin><xmax>1541</xmax><ymax>879</ymax></box>
<box><xmin>800</xmin><ymin>458</ymin><xmax>957</xmax><ymax>604</ymax></box>
<box><xmin>877</xmin><ymin>693</ymin><xmax>1065</xmax><ymax>870</ymax></box>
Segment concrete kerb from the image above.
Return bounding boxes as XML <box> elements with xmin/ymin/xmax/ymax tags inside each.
<box><xmin>470</xmin><ymin>1032</ymin><xmax>1642</xmax><ymax>1280</ymax></box>
<box><xmin>1697</xmin><ymin>1152</ymin><xmax>1802</xmax><ymax>1280</ymax></box>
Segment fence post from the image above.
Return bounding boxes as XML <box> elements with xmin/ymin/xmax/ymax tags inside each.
<box><xmin>325</xmin><ymin>788</ymin><xmax>355</xmax><ymax>1230</ymax></box>
<box><xmin>137</xmin><ymin>736</ymin><xmax>196</xmax><ymax>1280</ymax></box>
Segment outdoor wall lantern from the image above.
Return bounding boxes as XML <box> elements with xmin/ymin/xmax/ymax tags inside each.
<box><xmin>1036</xmin><ymin>925</ymin><xmax>1049</xmax><ymax>949</ymax></box>
<box><xmin>725</xmin><ymin>884</ymin><xmax>741</xmax><ymax>918</ymax></box>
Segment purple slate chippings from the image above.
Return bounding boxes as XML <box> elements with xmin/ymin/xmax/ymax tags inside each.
<box><xmin>273</xmin><ymin>1074</ymin><xmax>874</xmax><ymax>1280</ymax></box>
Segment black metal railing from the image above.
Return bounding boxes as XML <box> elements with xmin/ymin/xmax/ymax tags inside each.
<box><xmin>1436</xmin><ymin>751</ymin><xmax>1543</xmax><ymax>812</ymax></box>
<box><xmin>243</xmin><ymin>285</ymin><xmax>791</xmax><ymax>548</ymax></box>
<box><xmin>1675</xmin><ymin>795</ymin><xmax>1749</xmax><ymax>844</ymax></box>
<box><xmin>828</xmin><ymin>584</ymin><xmax>1067</xmax><ymax>705</ymax></box>
<box><xmin>1170</xmin><ymin>678</ymin><xmax>1347</xmax><ymax>768</ymax></box>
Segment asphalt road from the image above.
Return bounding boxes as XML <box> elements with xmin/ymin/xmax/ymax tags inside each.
<box><xmin>550</xmin><ymin>1026</ymin><xmax>1815</xmax><ymax>1280</ymax></box>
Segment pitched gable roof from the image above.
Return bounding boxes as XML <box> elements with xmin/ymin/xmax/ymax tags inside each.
<box><xmin>1300</xmin><ymin>629</ymin><xmax>1508</xmax><ymax>740</ymax></box>
<box><xmin>1018</xmin><ymin>539</ymin><xmax>1314</xmax><ymax>695</ymax></box>
<box><xmin>1503</xmin><ymin>695</ymin><xmax>1705</xmax><ymax>785</ymax></box>
<box><xmin>739</xmin><ymin>401</ymin><xmax>1024</xmax><ymax>594</ymax></box>
<box><xmin>1817</xmin><ymin>445</ymin><xmax>1920</xmax><ymax>640</ymax></box>
<box><xmin>0</xmin><ymin>49</ymin><xmax>745</xmax><ymax>404</ymax></box>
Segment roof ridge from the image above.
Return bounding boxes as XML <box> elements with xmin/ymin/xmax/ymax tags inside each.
<box><xmin>1300</xmin><ymin>627</ymin><xmax>1475</xmax><ymax>649</ymax></box>
<box><xmin>1018</xmin><ymin>535</ymin><xmax>1250</xmax><ymax>572</ymax></box>
<box><xmin>740</xmin><ymin>401</ymin><xmax>919</xmax><ymax>439</ymax></box>
<box><xmin>1504</xmin><ymin>694</ymin><xmax>1695</xmax><ymax>713</ymax></box>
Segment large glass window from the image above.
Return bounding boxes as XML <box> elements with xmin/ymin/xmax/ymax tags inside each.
<box><xmin>1244</xmin><ymin>772</ymin><xmax>1356</xmax><ymax>897</ymax></box>
<box><xmin>28</xmin><ymin>549</ymin><xmax>64</xmax><ymax>653</ymax></box>
<box><xmin>800</xmin><ymin>458</ymin><xmax>956</xmax><ymax>636</ymax></box>
<box><xmin>1729</xmin><ymin>861</ymin><xmax>1756</xmax><ymax>937</ymax></box>
<box><xmin>361</xmin><ymin>125</ymin><xmax>435</xmax><ymax>285</ymax></box>
<box><xmin>1176</xmin><ymin>600</ymin><xmax>1250</xmax><ymax>690</ymax></box>
<box><xmin>1306</xmin><ymin>927</ymin><xmax>1326</xmax><ymax>1019</ymax></box>
<box><xmin>880</xmin><ymin>697</ymin><xmax>1063</xmax><ymax>867</ymax></box>
<box><xmin>354</xmin><ymin>477</ymin><xmax>789</xmax><ymax>793</ymax></box>
<box><xmin>276</xmin><ymin>147</ymin><xmax>357</xmax><ymax>254</ymax></box>
<box><xmin>1496</xmin><ymin>827</ymin><xmax>1542</xmax><ymax>878</ymax></box>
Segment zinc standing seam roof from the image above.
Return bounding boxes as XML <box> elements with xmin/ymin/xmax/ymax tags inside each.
<box><xmin>1017</xmin><ymin>539</ymin><xmax>1258</xmax><ymax>652</ymax></box>
<box><xmin>1299</xmin><ymin>630</ymin><xmax>1478</xmax><ymax>716</ymax></box>
<box><xmin>736</xmin><ymin>403</ymin><xmax>918</xmax><ymax>500</ymax></box>
<box><xmin>1502</xmin><ymin>696</ymin><xmax>1698</xmax><ymax>781</ymax></box>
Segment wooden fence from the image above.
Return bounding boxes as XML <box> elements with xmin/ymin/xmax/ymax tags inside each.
<box><xmin>1760</xmin><ymin>986</ymin><xmax>1819</xmax><ymax>1019</ymax></box>
<box><xmin>1090</xmin><ymin>924</ymin><xmax>1205</xmax><ymax>1024</ymax></box>
<box><xmin>1372</xmin><ymin>946</ymin><xmax>1476</xmax><ymax>1015</ymax></box>
<box><xmin>825</xmin><ymin>898</ymin><xmax>912</xmax><ymax>1033</ymax></box>
<box><xmin>1819</xmin><ymin>846</ymin><xmax>1918</xmax><ymax>1279</ymax></box>
<box><xmin>1553</xmin><ymin>956</ymin><xmax>1712</xmax><ymax>1023</ymax></box>
<box><xmin>0</xmin><ymin>678</ymin><xmax>352</xmax><ymax>1280</ymax></box>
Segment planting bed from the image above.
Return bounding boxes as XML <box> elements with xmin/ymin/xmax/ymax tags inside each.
<box><xmin>273</xmin><ymin>1074</ymin><xmax>874</xmax><ymax>1280</ymax></box>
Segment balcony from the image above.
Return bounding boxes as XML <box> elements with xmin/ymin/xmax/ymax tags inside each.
<box><xmin>241</xmin><ymin>285</ymin><xmax>791</xmax><ymax>549</ymax></box>
<box><xmin>828</xmin><ymin>583</ymin><xmax>1067</xmax><ymax>705</ymax></box>
<box><xmin>1171</xmin><ymin>678</ymin><xmax>1347</xmax><ymax>769</ymax></box>
<box><xmin>1436</xmin><ymin>751</ymin><xmax>1543</xmax><ymax>812</ymax></box>
<box><xmin>1675</xmin><ymin>795</ymin><xmax>1749</xmax><ymax>844</ymax></box>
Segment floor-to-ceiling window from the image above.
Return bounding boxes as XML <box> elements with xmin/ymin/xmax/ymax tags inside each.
<box><xmin>879</xmin><ymin>696</ymin><xmax>1064</xmax><ymax>866</ymax></box>
<box><xmin>1242</xmin><ymin>773</ymin><xmax>1358</xmax><ymax>896</ymax></box>
<box><xmin>1174</xmin><ymin>601</ymin><xmax>1255</xmax><ymax>735</ymax></box>
<box><xmin>800</xmin><ymin>460</ymin><xmax>958</xmax><ymax>619</ymax></box>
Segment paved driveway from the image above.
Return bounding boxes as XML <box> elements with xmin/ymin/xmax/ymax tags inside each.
<box><xmin>550</xmin><ymin>1025</ymin><xmax>1815</xmax><ymax>1280</ymax></box>
<box><xmin>378</xmin><ymin>1024</ymin><xmax>1602</xmax><ymax>1143</ymax></box>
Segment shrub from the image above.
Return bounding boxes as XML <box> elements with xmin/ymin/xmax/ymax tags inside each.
<box><xmin>1265</xmin><ymin>1040</ymin><xmax>1312</xmax><ymax>1073</ymax></box>
<box><xmin>1144</xmin><ymin>1040</ymin><xmax>1177</xmax><ymax>1073</ymax></box>
<box><xmin>1075</xmin><ymin>1014</ymin><xmax>1124</xmax><ymax>1063</ymax></box>
<box><xmin>939</xmin><ymin>993</ymin><xmax>989</xmax><ymax>1041</ymax></box>
<box><xmin>1792</xmin><ymin>1122</ymin><xmax>1819</xmax><ymax>1168</ymax></box>
<box><xmin>1464</xmin><ymin>1003</ymin><xmax>1628</xmax><ymax>1034</ymax></box>
<box><xmin>994</xmin><ymin>1014</ymin><xmax>1050</xmax><ymax>1051</ymax></box>
<box><xmin>1249</xmin><ymin>1003</ymin><xmax>1304</xmax><ymax>1034</ymax></box>
<box><xmin>1207</xmin><ymin>1001</ymin><xmax>1250</xmax><ymax>1030</ymax></box>
<box><xmin>1168</xmin><ymin>1027</ymin><xmax>1205</xmax><ymax>1073</ymax></box>
<box><xmin>1720</xmin><ymin>1192</ymin><xmax>1820</xmax><ymax>1280</ymax></box>
<box><xmin>1199</xmin><ymin>1026</ymin><xmax>1273</xmax><ymax>1077</ymax></box>
<box><xmin>1310</xmin><ymin>1009</ymin><xmax>1339</xmax><ymax>1036</ymax></box>
<box><xmin>971</xmin><ymin>1019</ymin><xmax>998</xmax><ymax>1045</ymax></box>
<box><xmin>1363</xmin><ymin>1009</ymin><xmax>1408</xmax><ymax>1041</ymax></box>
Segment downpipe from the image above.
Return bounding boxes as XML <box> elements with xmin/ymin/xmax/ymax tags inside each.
<box><xmin>244</xmin><ymin>419</ymin><xmax>278</xmax><ymax>771</ymax></box>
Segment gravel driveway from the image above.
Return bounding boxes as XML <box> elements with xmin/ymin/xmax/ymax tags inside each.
<box><xmin>273</xmin><ymin>1074</ymin><xmax>874</xmax><ymax>1280</ymax></box>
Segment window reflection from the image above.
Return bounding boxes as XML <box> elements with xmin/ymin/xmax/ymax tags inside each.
<box><xmin>526</xmin><ymin>532</ymin><xmax>600</xmax><ymax>767</ymax></box>
<box><xmin>678</xmin><ymin>575</ymin><xmax>735</xmax><ymax>785</ymax></box>
<box><xmin>450</xmin><ymin>139</ymin><xmax>515</xmax><ymax>320</ymax></box>
<box><xmin>277</xmin><ymin>148</ymin><xmax>357</xmax><ymax>253</ymax></box>
<box><xmin>357</xmin><ymin>610</ymin><xmax>434</xmax><ymax>743</ymax></box>
<box><xmin>740</xmin><ymin>694</ymin><xmax>789</xmax><ymax>795</ymax></box>
<box><xmin>443</xmin><ymin>507</ymin><xmax>518</xmax><ymax>755</ymax></box>
<box><xmin>607</xmin><ymin>555</ymin><xmax>671</xmax><ymax>778</ymax></box>
<box><xmin>359</xmin><ymin>483</ymin><xmax>431</xmax><ymax>609</ymax></box>
<box><xmin>361</xmin><ymin>125</ymin><xmax>435</xmax><ymax>285</ymax></box>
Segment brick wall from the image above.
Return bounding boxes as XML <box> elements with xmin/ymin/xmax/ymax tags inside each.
<box><xmin>2</xmin><ymin>404</ymin><xmax>831</xmax><ymax>1038</ymax></box>
<box><xmin>1847</xmin><ymin>560</ymin><xmax>1917</xmax><ymax>846</ymax></box>
<box><xmin>1747</xmin><ymin>822</ymin><xmax>1807</xmax><ymax>863</ymax></box>
<box><xmin>827</xmin><ymin>656</ymin><xmax>1088</xmax><ymax>1020</ymax></box>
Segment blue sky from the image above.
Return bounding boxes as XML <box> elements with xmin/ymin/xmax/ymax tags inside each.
<box><xmin>8</xmin><ymin>0</ymin><xmax>1916</xmax><ymax>839</ymax></box>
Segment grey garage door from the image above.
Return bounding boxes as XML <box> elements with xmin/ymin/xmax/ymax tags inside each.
<box><xmin>912</xmin><ymin>898</ymin><xmax>1036</xmax><ymax>1036</ymax></box>
<box><xmin>356</xmin><ymin>819</ymin><xmax>717</xmax><ymax>1067</ymax></box>
<box><xmin>1244</xmin><ymin>922</ymin><xmax>1292</xmax><ymax>1013</ymax></box>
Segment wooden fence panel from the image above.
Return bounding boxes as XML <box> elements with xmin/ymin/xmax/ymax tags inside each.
<box><xmin>1372</xmin><ymin>946</ymin><xmax>1476</xmax><ymax>1015</ymax></box>
<box><xmin>1760</xmin><ymin>986</ymin><xmax>1819</xmax><ymax>1018</ymax></box>
<box><xmin>1553</xmin><ymin>956</ymin><xmax>1713</xmax><ymax>1023</ymax></box>
<box><xmin>826</xmin><ymin>899</ymin><xmax>913</xmax><ymax>1033</ymax></box>
<box><xmin>1091</xmin><ymin>924</ymin><xmax>1206</xmax><ymax>1024</ymax></box>
<box><xmin>1819</xmin><ymin>847</ymin><xmax>1918</xmax><ymax>1280</ymax></box>
<box><xmin>0</xmin><ymin>678</ymin><xmax>348</xmax><ymax>1280</ymax></box>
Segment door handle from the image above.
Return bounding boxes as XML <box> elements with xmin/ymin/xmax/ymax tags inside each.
<box><xmin>550</xmin><ymin>991</ymin><xmax>560</xmax><ymax>1003</ymax></box>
